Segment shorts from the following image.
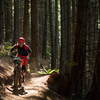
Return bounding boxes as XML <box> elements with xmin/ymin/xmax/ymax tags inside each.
<box><xmin>16</xmin><ymin>54</ymin><xmax>28</xmax><ymax>72</ymax></box>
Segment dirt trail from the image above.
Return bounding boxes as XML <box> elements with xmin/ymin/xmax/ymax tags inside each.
<box><xmin>0</xmin><ymin>57</ymin><xmax>65</xmax><ymax>100</ymax></box>
<box><xmin>3</xmin><ymin>73</ymin><xmax>65</xmax><ymax>100</ymax></box>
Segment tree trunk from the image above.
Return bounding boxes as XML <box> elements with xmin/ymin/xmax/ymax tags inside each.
<box><xmin>60</xmin><ymin>0</ymin><xmax>64</xmax><ymax>74</ymax></box>
<box><xmin>60</xmin><ymin>0</ymin><xmax>71</xmax><ymax>76</ymax></box>
<box><xmin>86</xmin><ymin>0</ymin><xmax>100</xmax><ymax>100</ymax></box>
<box><xmin>71</xmin><ymin>0</ymin><xmax>76</xmax><ymax>59</ymax></box>
<box><xmin>42</xmin><ymin>0</ymin><xmax>48</xmax><ymax>59</ymax></box>
<box><xmin>31</xmin><ymin>0</ymin><xmax>38</xmax><ymax>69</ymax></box>
<box><xmin>5</xmin><ymin>0</ymin><xmax>12</xmax><ymax>42</ymax></box>
<box><xmin>86</xmin><ymin>0</ymin><xmax>99</xmax><ymax>91</ymax></box>
<box><xmin>71</xmin><ymin>0</ymin><xmax>89</xmax><ymax>97</ymax></box>
<box><xmin>19</xmin><ymin>0</ymin><xmax>24</xmax><ymax>36</ymax></box>
<box><xmin>0</xmin><ymin>0</ymin><xmax>4</xmax><ymax>44</ymax></box>
<box><xmin>49</xmin><ymin>0</ymin><xmax>56</xmax><ymax>69</ymax></box>
<box><xmin>86</xmin><ymin>30</ymin><xmax>100</xmax><ymax>100</ymax></box>
<box><xmin>59</xmin><ymin>0</ymin><xmax>72</xmax><ymax>97</ymax></box>
<box><xmin>37</xmin><ymin>0</ymin><xmax>45</xmax><ymax>60</ymax></box>
<box><xmin>23</xmin><ymin>0</ymin><xmax>29</xmax><ymax>41</ymax></box>
<box><xmin>13</xmin><ymin>0</ymin><xmax>20</xmax><ymax>44</ymax></box>
<box><xmin>55</xmin><ymin>0</ymin><xmax>59</xmax><ymax>67</ymax></box>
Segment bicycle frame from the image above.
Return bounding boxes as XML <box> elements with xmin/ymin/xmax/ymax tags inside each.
<box><xmin>13</xmin><ymin>57</ymin><xmax>22</xmax><ymax>89</ymax></box>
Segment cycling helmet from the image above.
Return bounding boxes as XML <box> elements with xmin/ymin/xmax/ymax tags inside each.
<box><xmin>18</xmin><ymin>37</ymin><xmax>25</xmax><ymax>43</ymax></box>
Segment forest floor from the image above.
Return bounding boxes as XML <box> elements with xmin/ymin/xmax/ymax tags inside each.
<box><xmin>0</xmin><ymin>57</ymin><xmax>66</xmax><ymax>100</ymax></box>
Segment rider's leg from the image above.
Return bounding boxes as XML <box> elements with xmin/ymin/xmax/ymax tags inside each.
<box><xmin>22</xmin><ymin>58</ymin><xmax>28</xmax><ymax>76</ymax></box>
<box><xmin>21</xmin><ymin>58</ymin><xmax>28</xmax><ymax>82</ymax></box>
<box><xmin>22</xmin><ymin>65</ymin><xmax>26</xmax><ymax>82</ymax></box>
<box><xmin>22</xmin><ymin>65</ymin><xmax>27</xmax><ymax>76</ymax></box>
<box><xmin>18</xmin><ymin>69</ymin><xmax>22</xmax><ymax>87</ymax></box>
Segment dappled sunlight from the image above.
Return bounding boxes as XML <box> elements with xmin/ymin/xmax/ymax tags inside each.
<box><xmin>0</xmin><ymin>58</ymin><xmax>13</xmax><ymax>79</ymax></box>
<box><xmin>0</xmin><ymin>58</ymin><xmax>66</xmax><ymax>100</ymax></box>
<box><xmin>3</xmin><ymin>71</ymin><xmax>64</xmax><ymax>100</ymax></box>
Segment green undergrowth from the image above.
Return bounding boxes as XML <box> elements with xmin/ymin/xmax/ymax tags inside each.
<box><xmin>0</xmin><ymin>42</ymin><xmax>17</xmax><ymax>56</ymax></box>
<box><xmin>0</xmin><ymin>42</ymin><xmax>13</xmax><ymax>56</ymax></box>
<box><xmin>38</xmin><ymin>67</ymin><xmax>59</xmax><ymax>75</ymax></box>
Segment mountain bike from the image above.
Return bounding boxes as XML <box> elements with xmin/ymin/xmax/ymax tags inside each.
<box><xmin>7</xmin><ymin>56</ymin><xmax>29</xmax><ymax>95</ymax></box>
<box><xmin>13</xmin><ymin>57</ymin><xmax>23</xmax><ymax>90</ymax></box>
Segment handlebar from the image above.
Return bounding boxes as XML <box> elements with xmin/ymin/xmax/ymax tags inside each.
<box><xmin>9</xmin><ymin>55</ymin><xmax>29</xmax><ymax>60</ymax></box>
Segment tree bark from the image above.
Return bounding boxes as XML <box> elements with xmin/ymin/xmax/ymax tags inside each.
<box><xmin>59</xmin><ymin>0</ymin><xmax>72</xmax><ymax>97</ymax></box>
<box><xmin>86</xmin><ymin>30</ymin><xmax>100</xmax><ymax>100</ymax></box>
<box><xmin>71</xmin><ymin>0</ymin><xmax>89</xmax><ymax>97</ymax></box>
<box><xmin>86</xmin><ymin>0</ymin><xmax>100</xmax><ymax>100</ymax></box>
<box><xmin>55</xmin><ymin>0</ymin><xmax>59</xmax><ymax>67</ymax></box>
<box><xmin>31</xmin><ymin>0</ymin><xmax>38</xmax><ymax>68</ymax></box>
<box><xmin>60</xmin><ymin>0</ymin><xmax>71</xmax><ymax>76</ymax></box>
<box><xmin>42</xmin><ymin>0</ymin><xmax>48</xmax><ymax>59</ymax></box>
<box><xmin>5</xmin><ymin>0</ymin><xmax>12</xmax><ymax>42</ymax></box>
<box><xmin>37</xmin><ymin>0</ymin><xmax>45</xmax><ymax>60</ymax></box>
<box><xmin>0</xmin><ymin>0</ymin><xmax>4</xmax><ymax>44</ymax></box>
<box><xmin>49</xmin><ymin>0</ymin><xmax>56</xmax><ymax>69</ymax></box>
<box><xmin>13</xmin><ymin>0</ymin><xmax>20</xmax><ymax>44</ymax></box>
<box><xmin>23</xmin><ymin>0</ymin><xmax>29</xmax><ymax>41</ymax></box>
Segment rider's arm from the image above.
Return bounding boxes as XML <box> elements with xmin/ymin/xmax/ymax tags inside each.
<box><xmin>27</xmin><ymin>47</ymin><xmax>32</xmax><ymax>55</ymax></box>
<box><xmin>10</xmin><ymin>44</ymin><xmax>18</xmax><ymax>52</ymax></box>
<box><xmin>24</xmin><ymin>45</ymin><xmax>32</xmax><ymax>56</ymax></box>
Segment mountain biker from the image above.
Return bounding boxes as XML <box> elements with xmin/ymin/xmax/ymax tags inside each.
<box><xmin>9</xmin><ymin>37</ymin><xmax>32</xmax><ymax>78</ymax></box>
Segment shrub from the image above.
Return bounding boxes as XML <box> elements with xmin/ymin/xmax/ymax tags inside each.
<box><xmin>0</xmin><ymin>42</ymin><xmax>16</xmax><ymax>56</ymax></box>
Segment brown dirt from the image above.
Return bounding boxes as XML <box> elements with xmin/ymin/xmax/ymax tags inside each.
<box><xmin>0</xmin><ymin>57</ymin><xmax>66</xmax><ymax>100</ymax></box>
